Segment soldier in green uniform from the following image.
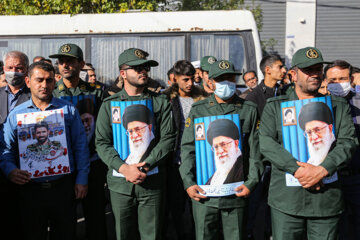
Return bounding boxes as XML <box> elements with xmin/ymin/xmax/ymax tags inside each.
<box><xmin>95</xmin><ymin>48</ymin><xmax>176</xmax><ymax>240</ymax></box>
<box><xmin>179</xmin><ymin>60</ymin><xmax>262</xmax><ymax>240</ymax></box>
<box><xmin>49</xmin><ymin>43</ymin><xmax>108</xmax><ymax>240</ymax></box>
<box><xmin>199</xmin><ymin>56</ymin><xmax>217</xmax><ymax>94</ymax></box>
<box><xmin>23</xmin><ymin>121</ymin><xmax>64</xmax><ymax>163</ymax></box>
<box><xmin>259</xmin><ymin>47</ymin><xmax>357</xmax><ymax>240</ymax></box>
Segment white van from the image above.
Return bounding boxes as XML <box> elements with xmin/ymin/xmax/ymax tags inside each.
<box><xmin>0</xmin><ymin>10</ymin><xmax>263</xmax><ymax>87</ymax></box>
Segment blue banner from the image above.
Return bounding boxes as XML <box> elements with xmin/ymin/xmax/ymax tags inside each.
<box><xmin>194</xmin><ymin>114</ymin><xmax>244</xmax><ymax>196</ymax></box>
<box><xmin>281</xmin><ymin>96</ymin><xmax>338</xmax><ymax>186</ymax></box>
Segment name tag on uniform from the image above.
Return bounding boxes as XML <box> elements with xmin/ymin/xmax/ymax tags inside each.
<box><xmin>112</xmin><ymin>166</ymin><xmax>159</xmax><ymax>178</ymax></box>
<box><xmin>285</xmin><ymin>172</ymin><xmax>338</xmax><ymax>187</ymax></box>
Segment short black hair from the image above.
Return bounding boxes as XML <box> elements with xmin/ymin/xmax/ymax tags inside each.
<box><xmin>173</xmin><ymin>60</ymin><xmax>195</xmax><ymax>77</ymax></box>
<box><xmin>29</xmin><ymin>61</ymin><xmax>55</xmax><ymax>78</ymax></box>
<box><xmin>167</xmin><ymin>67</ymin><xmax>174</xmax><ymax>80</ymax></box>
<box><xmin>242</xmin><ymin>70</ymin><xmax>257</xmax><ymax>80</ymax></box>
<box><xmin>260</xmin><ymin>54</ymin><xmax>283</xmax><ymax>75</ymax></box>
<box><xmin>324</xmin><ymin>60</ymin><xmax>352</xmax><ymax>79</ymax></box>
<box><xmin>34</xmin><ymin>121</ymin><xmax>49</xmax><ymax>132</ymax></box>
<box><xmin>353</xmin><ymin>67</ymin><xmax>360</xmax><ymax>74</ymax></box>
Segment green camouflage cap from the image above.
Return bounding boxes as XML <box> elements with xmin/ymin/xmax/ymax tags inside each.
<box><xmin>118</xmin><ymin>48</ymin><xmax>158</xmax><ymax>67</ymax></box>
<box><xmin>49</xmin><ymin>43</ymin><xmax>83</xmax><ymax>60</ymax></box>
<box><xmin>200</xmin><ymin>56</ymin><xmax>217</xmax><ymax>72</ymax></box>
<box><xmin>208</xmin><ymin>60</ymin><xmax>242</xmax><ymax>79</ymax></box>
<box><xmin>291</xmin><ymin>47</ymin><xmax>330</xmax><ymax>68</ymax></box>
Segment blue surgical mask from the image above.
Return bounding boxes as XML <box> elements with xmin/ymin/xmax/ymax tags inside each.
<box><xmin>214</xmin><ymin>80</ymin><xmax>236</xmax><ymax>100</ymax></box>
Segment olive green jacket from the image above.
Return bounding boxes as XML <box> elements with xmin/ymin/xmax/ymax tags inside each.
<box><xmin>179</xmin><ymin>94</ymin><xmax>262</xmax><ymax>208</ymax></box>
<box><xmin>259</xmin><ymin>90</ymin><xmax>357</xmax><ymax>217</ymax></box>
<box><xmin>53</xmin><ymin>78</ymin><xmax>103</xmax><ymax>99</ymax></box>
<box><xmin>95</xmin><ymin>88</ymin><xmax>176</xmax><ymax>195</ymax></box>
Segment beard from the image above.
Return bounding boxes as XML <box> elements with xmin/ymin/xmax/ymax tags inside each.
<box><xmin>307</xmin><ymin>129</ymin><xmax>335</xmax><ymax>166</ymax></box>
<box><xmin>126</xmin><ymin>128</ymin><xmax>154</xmax><ymax>164</ymax></box>
<box><xmin>214</xmin><ymin>144</ymin><xmax>242</xmax><ymax>173</ymax></box>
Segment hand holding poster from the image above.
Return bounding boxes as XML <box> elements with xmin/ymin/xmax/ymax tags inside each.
<box><xmin>17</xmin><ymin>109</ymin><xmax>70</xmax><ymax>178</ymax></box>
<box><xmin>195</xmin><ymin>115</ymin><xmax>244</xmax><ymax>197</ymax></box>
<box><xmin>111</xmin><ymin>100</ymin><xmax>158</xmax><ymax>177</ymax></box>
<box><xmin>281</xmin><ymin>96</ymin><xmax>338</xmax><ymax>186</ymax></box>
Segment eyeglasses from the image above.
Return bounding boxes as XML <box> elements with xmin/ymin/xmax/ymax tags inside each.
<box><xmin>123</xmin><ymin>65</ymin><xmax>150</xmax><ymax>73</ymax></box>
<box><xmin>303</xmin><ymin>125</ymin><xmax>327</xmax><ymax>137</ymax></box>
<box><xmin>126</xmin><ymin>126</ymin><xmax>147</xmax><ymax>136</ymax></box>
<box><xmin>245</xmin><ymin>77</ymin><xmax>257</xmax><ymax>83</ymax></box>
<box><xmin>211</xmin><ymin>140</ymin><xmax>233</xmax><ymax>152</ymax></box>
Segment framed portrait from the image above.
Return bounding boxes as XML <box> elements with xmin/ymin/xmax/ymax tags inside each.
<box><xmin>112</xmin><ymin>106</ymin><xmax>121</xmax><ymax>124</ymax></box>
<box><xmin>195</xmin><ymin>123</ymin><xmax>205</xmax><ymax>141</ymax></box>
<box><xmin>282</xmin><ymin>106</ymin><xmax>297</xmax><ymax>126</ymax></box>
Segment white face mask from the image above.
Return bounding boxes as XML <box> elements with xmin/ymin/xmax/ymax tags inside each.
<box><xmin>5</xmin><ymin>71</ymin><xmax>25</xmax><ymax>86</ymax></box>
<box><xmin>214</xmin><ymin>81</ymin><xmax>236</xmax><ymax>100</ymax></box>
<box><xmin>327</xmin><ymin>82</ymin><xmax>351</xmax><ymax>97</ymax></box>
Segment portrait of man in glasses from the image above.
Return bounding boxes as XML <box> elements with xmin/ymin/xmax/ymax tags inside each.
<box><xmin>205</xmin><ymin>119</ymin><xmax>244</xmax><ymax>185</ymax></box>
<box><xmin>299</xmin><ymin>102</ymin><xmax>335</xmax><ymax>166</ymax></box>
<box><xmin>122</xmin><ymin>104</ymin><xmax>155</xmax><ymax>165</ymax></box>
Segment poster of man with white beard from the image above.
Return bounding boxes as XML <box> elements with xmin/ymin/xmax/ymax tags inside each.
<box><xmin>281</xmin><ymin>96</ymin><xmax>338</xmax><ymax>186</ymax></box>
<box><xmin>194</xmin><ymin>115</ymin><xmax>244</xmax><ymax>197</ymax></box>
<box><xmin>110</xmin><ymin>101</ymin><xmax>158</xmax><ymax>177</ymax></box>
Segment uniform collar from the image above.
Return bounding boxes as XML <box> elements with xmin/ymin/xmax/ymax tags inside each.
<box><xmin>56</xmin><ymin>78</ymin><xmax>89</xmax><ymax>92</ymax></box>
<box><xmin>119</xmin><ymin>87</ymin><xmax>151</xmax><ymax>100</ymax></box>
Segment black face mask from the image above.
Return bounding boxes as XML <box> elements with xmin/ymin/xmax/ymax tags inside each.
<box><xmin>5</xmin><ymin>71</ymin><xmax>25</xmax><ymax>86</ymax></box>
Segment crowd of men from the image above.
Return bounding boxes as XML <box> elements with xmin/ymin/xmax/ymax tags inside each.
<box><xmin>0</xmin><ymin>43</ymin><xmax>359</xmax><ymax>240</ymax></box>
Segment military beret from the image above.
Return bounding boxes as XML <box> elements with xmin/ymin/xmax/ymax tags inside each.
<box><xmin>200</xmin><ymin>56</ymin><xmax>217</xmax><ymax>72</ymax></box>
<box><xmin>122</xmin><ymin>104</ymin><xmax>154</xmax><ymax>130</ymax></box>
<box><xmin>118</xmin><ymin>48</ymin><xmax>158</xmax><ymax>68</ymax></box>
<box><xmin>49</xmin><ymin>43</ymin><xmax>84</xmax><ymax>61</ymax></box>
<box><xmin>206</xmin><ymin>119</ymin><xmax>240</xmax><ymax>145</ymax></box>
<box><xmin>291</xmin><ymin>47</ymin><xmax>330</xmax><ymax>69</ymax></box>
<box><xmin>208</xmin><ymin>60</ymin><xmax>242</xmax><ymax>79</ymax></box>
<box><xmin>298</xmin><ymin>102</ymin><xmax>333</xmax><ymax>130</ymax></box>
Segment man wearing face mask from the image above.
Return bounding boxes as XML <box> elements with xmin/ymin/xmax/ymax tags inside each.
<box><xmin>324</xmin><ymin>60</ymin><xmax>360</xmax><ymax>240</ymax></box>
<box><xmin>0</xmin><ymin>50</ymin><xmax>31</xmax><ymax>240</ymax></box>
<box><xmin>180</xmin><ymin>60</ymin><xmax>262</xmax><ymax>240</ymax></box>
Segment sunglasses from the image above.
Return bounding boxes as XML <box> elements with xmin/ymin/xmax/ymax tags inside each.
<box><xmin>123</xmin><ymin>65</ymin><xmax>150</xmax><ymax>73</ymax></box>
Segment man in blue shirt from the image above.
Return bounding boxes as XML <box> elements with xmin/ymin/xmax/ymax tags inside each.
<box><xmin>0</xmin><ymin>61</ymin><xmax>90</xmax><ymax>240</ymax></box>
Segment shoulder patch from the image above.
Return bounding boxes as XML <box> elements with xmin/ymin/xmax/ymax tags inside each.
<box><xmin>96</xmin><ymin>85</ymin><xmax>101</xmax><ymax>89</ymax></box>
<box><xmin>58</xmin><ymin>84</ymin><xmax>64</xmax><ymax>91</ymax></box>
<box><xmin>80</xmin><ymin>85</ymin><xmax>87</xmax><ymax>91</ymax></box>
<box><xmin>90</xmin><ymin>83</ymin><xmax>95</xmax><ymax>87</ymax></box>
<box><xmin>185</xmin><ymin>117</ymin><xmax>191</xmax><ymax>128</ymax></box>
<box><xmin>256</xmin><ymin>120</ymin><xmax>260</xmax><ymax>129</ymax></box>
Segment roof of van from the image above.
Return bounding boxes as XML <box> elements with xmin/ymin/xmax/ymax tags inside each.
<box><xmin>0</xmin><ymin>10</ymin><xmax>258</xmax><ymax>35</ymax></box>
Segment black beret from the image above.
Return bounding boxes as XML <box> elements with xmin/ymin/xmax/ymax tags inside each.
<box><xmin>122</xmin><ymin>104</ymin><xmax>153</xmax><ymax>130</ymax></box>
<box><xmin>206</xmin><ymin>119</ymin><xmax>239</xmax><ymax>145</ymax></box>
<box><xmin>285</xmin><ymin>109</ymin><xmax>293</xmax><ymax>116</ymax></box>
<box><xmin>298</xmin><ymin>102</ymin><xmax>333</xmax><ymax>130</ymax></box>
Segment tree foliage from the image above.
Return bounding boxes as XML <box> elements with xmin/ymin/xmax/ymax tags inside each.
<box><xmin>0</xmin><ymin>0</ymin><xmax>164</xmax><ymax>15</ymax></box>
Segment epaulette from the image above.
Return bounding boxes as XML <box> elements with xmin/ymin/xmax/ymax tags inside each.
<box><xmin>192</xmin><ymin>98</ymin><xmax>208</xmax><ymax>107</ymax></box>
<box><xmin>267</xmin><ymin>95</ymin><xmax>289</xmax><ymax>103</ymax></box>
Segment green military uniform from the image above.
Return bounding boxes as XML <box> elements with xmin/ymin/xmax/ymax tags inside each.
<box><xmin>95</xmin><ymin>48</ymin><xmax>176</xmax><ymax>240</ymax></box>
<box><xmin>24</xmin><ymin>140</ymin><xmax>62</xmax><ymax>162</ymax></box>
<box><xmin>50</xmin><ymin>43</ymin><xmax>107</xmax><ymax>240</ymax></box>
<box><xmin>179</xmin><ymin>60</ymin><xmax>262</xmax><ymax>240</ymax></box>
<box><xmin>259</xmin><ymin>47</ymin><xmax>358</xmax><ymax>240</ymax></box>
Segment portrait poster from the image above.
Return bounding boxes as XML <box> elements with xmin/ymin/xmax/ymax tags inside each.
<box><xmin>17</xmin><ymin>109</ymin><xmax>70</xmax><ymax>178</ymax></box>
<box><xmin>194</xmin><ymin>114</ymin><xmax>244</xmax><ymax>197</ymax></box>
<box><xmin>60</xmin><ymin>95</ymin><xmax>97</xmax><ymax>144</ymax></box>
<box><xmin>110</xmin><ymin>100</ymin><xmax>158</xmax><ymax>177</ymax></box>
<box><xmin>281</xmin><ymin>96</ymin><xmax>338</xmax><ymax>186</ymax></box>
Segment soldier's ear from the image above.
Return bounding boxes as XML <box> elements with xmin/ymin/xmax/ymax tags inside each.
<box><xmin>25</xmin><ymin>76</ymin><xmax>31</xmax><ymax>88</ymax></box>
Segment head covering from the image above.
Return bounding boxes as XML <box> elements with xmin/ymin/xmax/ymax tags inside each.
<box><xmin>200</xmin><ymin>56</ymin><xmax>217</xmax><ymax>72</ymax></box>
<box><xmin>298</xmin><ymin>102</ymin><xmax>333</xmax><ymax>130</ymax></box>
<box><xmin>76</xmin><ymin>98</ymin><xmax>95</xmax><ymax>116</ymax></box>
<box><xmin>118</xmin><ymin>48</ymin><xmax>158</xmax><ymax>68</ymax></box>
<box><xmin>49</xmin><ymin>43</ymin><xmax>84</xmax><ymax>61</ymax></box>
<box><xmin>291</xmin><ymin>47</ymin><xmax>330</xmax><ymax>68</ymax></box>
<box><xmin>208</xmin><ymin>60</ymin><xmax>242</xmax><ymax>79</ymax></box>
<box><xmin>122</xmin><ymin>104</ymin><xmax>154</xmax><ymax>130</ymax></box>
<box><xmin>206</xmin><ymin>119</ymin><xmax>240</xmax><ymax>145</ymax></box>
<box><xmin>191</xmin><ymin>60</ymin><xmax>201</xmax><ymax>69</ymax></box>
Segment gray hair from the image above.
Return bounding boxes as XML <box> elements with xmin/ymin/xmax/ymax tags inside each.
<box><xmin>3</xmin><ymin>51</ymin><xmax>29</xmax><ymax>69</ymax></box>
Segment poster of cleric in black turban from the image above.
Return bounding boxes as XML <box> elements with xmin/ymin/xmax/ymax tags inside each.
<box><xmin>281</xmin><ymin>96</ymin><xmax>338</xmax><ymax>186</ymax></box>
<box><xmin>194</xmin><ymin>115</ymin><xmax>244</xmax><ymax>197</ymax></box>
<box><xmin>110</xmin><ymin>100</ymin><xmax>158</xmax><ymax>177</ymax></box>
